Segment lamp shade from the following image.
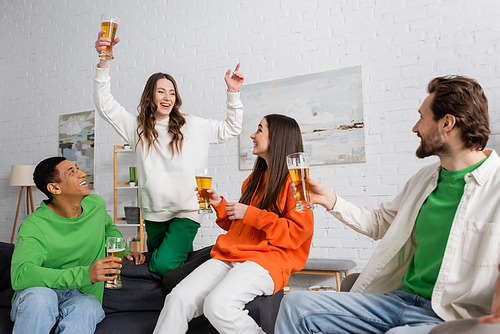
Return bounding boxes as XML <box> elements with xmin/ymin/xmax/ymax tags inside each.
<box><xmin>9</xmin><ymin>165</ymin><xmax>36</xmax><ymax>187</ymax></box>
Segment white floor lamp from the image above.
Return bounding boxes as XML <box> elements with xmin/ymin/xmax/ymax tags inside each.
<box><xmin>9</xmin><ymin>165</ymin><xmax>36</xmax><ymax>243</ymax></box>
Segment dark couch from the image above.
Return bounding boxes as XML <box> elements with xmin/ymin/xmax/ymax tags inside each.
<box><xmin>0</xmin><ymin>242</ymin><xmax>282</xmax><ymax>333</ymax></box>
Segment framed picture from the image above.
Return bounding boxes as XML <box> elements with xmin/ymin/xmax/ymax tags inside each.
<box><xmin>59</xmin><ymin>110</ymin><xmax>95</xmax><ymax>189</ymax></box>
<box><xmin>240</xmin><ymin>66</ymin><xmax>365</xmax><ymax>170</ymax></box>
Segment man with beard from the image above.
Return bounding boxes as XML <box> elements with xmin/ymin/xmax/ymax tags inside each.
<box><xmin>275</xmin><ymin>76</ymin><xmax>500</xmax><ymax>334</ymax></box>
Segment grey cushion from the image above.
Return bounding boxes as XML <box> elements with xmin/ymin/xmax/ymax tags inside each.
<box><xmin>428</xmin><ymin>318</ymin><xmax>500</xmax><ymax>334</ymax></box>
<box><xmin>303</xmin><ymin>258</ymin><xmax>357</xmax><ymax>271</ymax></box>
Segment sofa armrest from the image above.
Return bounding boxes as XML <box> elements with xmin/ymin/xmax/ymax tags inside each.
<box><xmin>246</xmin><ymin>290</ymin><xmax>283</xmax><ymax>334</ymax></box>
<box><xmin>0</xmin><ymin>243</ymin><xmax>14</xmax><ymax>290</ymax></box>
<box><xmin>118</xmin><ymin>252</ymin><xmax>162</xmax><ymax>281</ymax></box>
<box><xmin>163</xmin><ymin>246</ymin><xmax>212</xmax><ymax>293</ymax></box>
<box><xmin>0</xmin><ymin>242</ymin><xmax>15</xmax><ymax>309</ymax></box>
<box><xmin>340</xmin><ymin>273</ymin><xmax>360</xmax><ymax>292</ymax></box>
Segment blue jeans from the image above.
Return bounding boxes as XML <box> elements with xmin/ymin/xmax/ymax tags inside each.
<box><xmin>10</xmin><ymin>287</ymin><xmax>105</xmax><ymax>334</ymax></box>
<box><xmin>275</xmin><ymin>290</ymin><xmax>444</xmax><ymax>334</ymax></box>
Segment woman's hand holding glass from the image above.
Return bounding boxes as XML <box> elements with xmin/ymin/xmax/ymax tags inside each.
<box><xmin>195</xmin><ymin>187</ymin><xmax>223</xmax><ymax>207</ymax></box>
<box><xmin>194</xmin><ymin>188</ymin><xmax>248</xmax><ymax>220</ymax></box>
<box><xmin>290</xmin><ymin>176</ymin><xmax>338</xmax><ymax>211</ymax></box>
<box><xmin>95</xmin><ymin>31</ymin><xmax>120</xmax><ymax>68</ymax></box>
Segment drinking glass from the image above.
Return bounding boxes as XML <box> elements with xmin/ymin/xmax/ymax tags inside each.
<box><xmin>100</xmin><ymin>13</ymin><xmax>120</xmax><ymax>60</ymax></box>
<box><xmin>286</xmin><ymin>152</ymin><xmax>314</xmax><ymax>212</ymax></box>
<box><xmin>105</xmin><ymin>237</ymin><xmax>125</xmax><ymax>289</ymax></box>
<box><xmin>195</xmin><ymin>169</ymin><xmax>213</xmax><ymax>214</ymax></box>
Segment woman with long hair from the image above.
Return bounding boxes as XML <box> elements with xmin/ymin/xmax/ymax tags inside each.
<box><xmin>94</xmin><ymin>32</ymin><xmax>244</xmax><ymax>276</ymax></box>
<box><xmin>153</xmin><ymin>114</ymin><xmax>315</xmax><ymax>334</ymax></box>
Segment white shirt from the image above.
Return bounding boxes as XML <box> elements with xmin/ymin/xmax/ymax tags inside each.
<box><xmin>330</xmin><ymin>149</ymin><xmax>500</xmax><ymax>321</ymax></box>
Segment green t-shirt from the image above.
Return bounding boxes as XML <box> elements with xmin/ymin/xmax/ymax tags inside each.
<box><xmin>402</xmin><ymin>157</ymin><xmax>487</xmax><ymax>299</ymax></box>
<box><xmin>11</xmin><ymin>194</ymin><xmax>130</xmax><ymax>304</ymax></box>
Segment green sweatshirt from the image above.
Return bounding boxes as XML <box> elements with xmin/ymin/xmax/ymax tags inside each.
<box><xmin>11</xmin><ymin>194</ymin><xmax>130</xmax><ymax>304</ymax></box>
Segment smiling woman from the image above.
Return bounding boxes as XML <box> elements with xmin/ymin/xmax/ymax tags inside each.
<box><xmin>152</xmin><ymin>78</ymin><xmax>176</xmax><ymax>121</ymax></box>
<box><xmin>250</xmin><ymin>118</ymin><xmax>270</xmax><ymax>161</ymax></box>
<box><xmin>136</xmin><ymin>72</ymin><xmax>185</xmax><ymax>157</ymax></box>
<box><xmin>93</xmin><ymin>31</ymin><xmax>245</xmax><ymax>276</ymax></box>
<box><xmin>152</xmin><ymin>114</ymin><xmax>314</xmax><ymax>334</ymax></box>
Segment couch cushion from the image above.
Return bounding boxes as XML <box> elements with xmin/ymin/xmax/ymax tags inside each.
<box><xmin>0</xmin><ymin>308</ymin><xmax>13</xmax><ymax>334</ymax></box>
<box><xmin>102</xmin><ymin>256</ymin><xmax>166</xmax><ymax>314</ymax></box>
<box><xmin>0</xmin><ymin>243</ymin><xmax>15</xmax><ymax>309</ymax></box>
<box><xmin>0</xmin><ymin>243</ymin><xmax>14</xmax><ymax>291</ymax></box>
<box><xmin>103</xmin><ymin>246</ymin><xmax>213</xmax><ymax>315</ymax></box>
<box><xmin>0</xmin><ymin>288</ymin><xmax>14</xmax><ymax>310</ymax></box>
<box><xmin>186</xmin><ymin>291</ymin><xmax>283</xmax><ymax>334</ymax></box>
<box><xmin>118</xmin><ymin>252</ymin><xmax>162</xmax><ymax>281</ymax></box>
<box><xmin>188</xmin><ymin>316</ymin><xmax>218</xmax><ymax>334</ymax></box>
<box><xmin>302</xmin><ymin>258</ymin><xmax>357</xmax><ymax>271</ymax></box>
<box><xmin>163</xmin><ymin>245</ymin><xmax>212</xmax><ymax>292</ymax></box>
<box><xmin>186</xmin><ymin>245</ymin><xmax>212</xmax><ymax>262</ymax></box>
<box><xmin>95</xmin><ymin>311</ymin><xmax>161</xmax><ymax>334</ymax></box>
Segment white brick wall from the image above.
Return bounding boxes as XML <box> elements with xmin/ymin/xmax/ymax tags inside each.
<box><xmin>2</xmin><ymin>0</ymin><xmax>500</xmax><ymax>291</ymax></box>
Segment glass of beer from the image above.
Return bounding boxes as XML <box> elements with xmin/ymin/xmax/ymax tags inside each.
<box><xmin>287</xmin><ymin>152</ymin><xmax>314</xmax><ymax>212</ymax></box>
<box><xmin>195</xmin><ymin>169</ymin><xmax>213</xmax><ymax>214</ymax></box>
<box><xmin>100</xmin><ymin>13</ymin><xmax>120</xmax><ymax>60</ymax></box>
<box><xmin>105</xmin><ymin>237</ymin><xmax>125</xmax><ymax>289</ymax></box>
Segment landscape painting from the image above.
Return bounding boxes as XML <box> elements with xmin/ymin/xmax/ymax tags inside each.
<box><xmin>239</xmin><ymin>66</ymin><xmax>365</xmax><ymax>170</ymax></box>
<box><xmin>59</xmin><ymin>110</ymin><xmax>95</xmax><ymax>189</ymax></box>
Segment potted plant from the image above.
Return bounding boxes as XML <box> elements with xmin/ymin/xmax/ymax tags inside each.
<box><xmin>129</xmin><ymin>237</ymin><xmax>141</xmax><ymax>253</ymax></box>
<box><xmin>123</xmin><ymin>143</ymin><xmax>131</xmax><ymax>150</ymax></box>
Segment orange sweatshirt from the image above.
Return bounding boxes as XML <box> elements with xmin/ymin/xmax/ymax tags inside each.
<box><xmin>211</xmin><ymin>173</ymin><xmax>314</xmax><ymax>294</ymax></box>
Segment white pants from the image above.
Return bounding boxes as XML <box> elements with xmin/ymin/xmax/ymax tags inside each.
<box><xmin>153</xmin><ymin>259</ymin><xmax>275</xmax><ymax>334</ymax></box>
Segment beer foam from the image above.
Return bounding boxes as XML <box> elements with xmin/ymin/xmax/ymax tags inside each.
<box><xmin>107</xmin><ymin>248</ymin><xmax>125</xmax><ymax>252</ymax></box>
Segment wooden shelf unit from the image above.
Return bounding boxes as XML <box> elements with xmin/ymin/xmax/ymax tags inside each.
<box><xmin>114</xmin><ymin>145</ymin><xmax>146</xmax><ymax>252</ymax></box>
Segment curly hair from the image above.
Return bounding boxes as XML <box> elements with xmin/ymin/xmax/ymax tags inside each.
<box><xmin>33</xmin><ymin>156</ymin><xmax>66</xmax><ymax>203</ymax></box>
<box><xmin>428</xmin><ymin>75</ymin><xmax>490</xmax><ymax>151</ymax></box>
<box><xmin>136</xmin><ymin>73</ymin><xmax>186</xmax><ymax>156</ymax></box>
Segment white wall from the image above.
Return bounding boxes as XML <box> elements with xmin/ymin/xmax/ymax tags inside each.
<box><xmin>2</xmin><ymin>0</ymin><xmax>500</xmax><ymax>289</ymax></box>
